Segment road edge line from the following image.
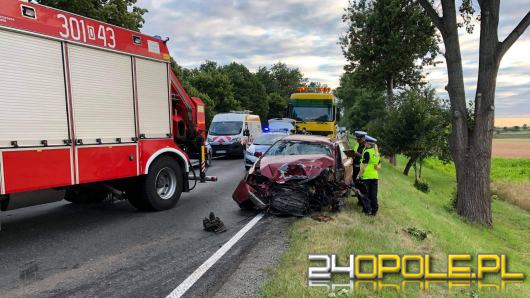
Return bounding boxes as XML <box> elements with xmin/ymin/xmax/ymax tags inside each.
<box><xmin>166</xmin><ymin>213</ymin><xmax>265</xmax><ymax>298</ymax></box>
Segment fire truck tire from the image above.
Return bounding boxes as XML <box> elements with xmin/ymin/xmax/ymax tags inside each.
<box><xmin>128</xmin><ymin>156</ymin><xmax>183</xmax><ymax>211</ymax></box>
<box><xmin>64</xmin><ymin>185</ymin><xmax>107</xmax><ymax>204</ymax></box>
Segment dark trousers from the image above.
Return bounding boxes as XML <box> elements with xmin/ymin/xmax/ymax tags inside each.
<box><xmin>353</xmin><ymin>166</ymin><xmax>362</xmax><ymax>205</ymax></box>
<box><xmin>360</xmin><ymin>179</ymin><xmax>378</xmax><ymax>215</ymax></box>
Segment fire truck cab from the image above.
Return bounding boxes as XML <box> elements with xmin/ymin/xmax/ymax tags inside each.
<box><xmin>0</xmin><ymin>0</ymin><xmax>208</xmax><ymax>220</ymax></box>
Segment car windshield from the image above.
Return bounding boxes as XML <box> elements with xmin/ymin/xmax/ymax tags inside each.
<box><xmin>253</xmin><ymin>134</ymin><xmax>285</xmax><ymax>145</ymax></box>
<box><xmin>266</xmin><ymin>141</ymin><xmax>332</xmax><ymax>156</ymax></box>
<box><xmin>292</xmin><ymin>106</ymin><xmax>332</xmax><ymax>122</ymax></box>
<box><xmin>208</xmin><ymin>121</ymin><xmax>243</xmax><ymax>136</ymax></box>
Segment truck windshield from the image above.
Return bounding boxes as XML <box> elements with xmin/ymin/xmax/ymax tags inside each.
<box><xmin>266</xmin><ymin>141</ymin><xmax>332</xmax><ymax>156</ymax></box>
<box><xmin>209</xmin><ymin>121</ymin><xmax>243</xmax><ymax>136</ymax></box>
<box><xmin>291</xmin><ymin>106</ymin><xmax>332</xmax><ymax>122</ymax></box>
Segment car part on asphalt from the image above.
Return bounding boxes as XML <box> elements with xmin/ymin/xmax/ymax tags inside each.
<box><xmin>203</xmin><ymin>212</ymin><xmax>227</xmax><ymax>233</ymax></box>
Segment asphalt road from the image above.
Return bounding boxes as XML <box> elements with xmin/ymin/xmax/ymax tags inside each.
<box><xmin>0</xmin><ymin>159</ymin><xmax>280</xmax><ymax>298</ymax></box>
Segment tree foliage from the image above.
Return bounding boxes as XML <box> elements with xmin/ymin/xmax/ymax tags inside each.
<box><xmin>370</xmin><ymin>88</ymin><xmax>450</xmax><ymax>177</ymax></box>
<box><xmin>172</xmin><ymin>61</ymin><xmax>307</xmax><ymax>125</ymax></box>
<box><xmin>36</xmin><ymin>0</ymin><xmax>148</xmax><ymax>31</ymax></box>
<box><xmin>340</xmin><ymin>0</ymin><xmax>440</xmax><ymax>98</ymax></box>
<box><xmin>336</xmin><ymin>72</ymin><xmax>386</xmax><ymax>130</ymax></box>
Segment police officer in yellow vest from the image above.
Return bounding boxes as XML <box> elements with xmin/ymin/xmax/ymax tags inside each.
<box><xmin>356</xmin><ymin>135</ymin><xmax>380</xmax><ymax>215</ymax></box>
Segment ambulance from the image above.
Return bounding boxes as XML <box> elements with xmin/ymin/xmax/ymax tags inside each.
<box><xmin>207</xmin><ymin>112</ymin><xmax>262</xmax><ymax>157</ymax></box>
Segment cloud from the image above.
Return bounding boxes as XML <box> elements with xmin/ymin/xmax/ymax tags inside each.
<box><xmin>137</xmin><ymin>0</ymin><xmax>529</xmax><ymax>117</ymax></box>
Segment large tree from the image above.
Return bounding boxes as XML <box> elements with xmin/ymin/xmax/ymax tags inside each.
<box><xmin>221</xmin><ymin>63</ymin><xmax>269</xmax><ymax>121</ymax></box>
<box><xmin>341</xmin><ymin>0</ymin><xmax>440</xmax><ymax>101</ymax></box>
<box><xmin>417</xmin><ymin>0</ymin><xmax>530</xmax><ymax>225</ymax></box>
<box><xmin>336</xmin><ymin>72</ymin><xmax>386</xmax><ymax>130</ymax></box>
<box><xmin>256</xmin><ymin>63</ymin><xmax>307</xmax><ymax>99</ymax></box>
<box><xmin>371</xmin><ymin>88</ymin><xmax>450</xmax><ymax>176</ymax></box>
<box><xmin>187</xmin><ymin>62</ymin><xmax>241</xmax><ymax>113</ymax></box>
<box><xmin>36</xmin><ymin>0</ymin><xmax>147</xmax><ymax>31</ymax></box>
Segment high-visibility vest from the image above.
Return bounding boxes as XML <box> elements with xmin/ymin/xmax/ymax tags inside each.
<box><xmin>361</xmin><ymin>147</ymin><xmax>379</xmax><ymax>180</ymax></box>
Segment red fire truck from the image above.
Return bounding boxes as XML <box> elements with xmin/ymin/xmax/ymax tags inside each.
<box><xmin>0</xmin><ymin>0</ymin><xmax>213</xmax><ymax>221</ymax></box>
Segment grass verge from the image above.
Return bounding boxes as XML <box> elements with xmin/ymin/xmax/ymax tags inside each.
<box><xmin>260</xmin><ymin>158</ymin><xmax>530</xmax><ymax>297</ymax></box>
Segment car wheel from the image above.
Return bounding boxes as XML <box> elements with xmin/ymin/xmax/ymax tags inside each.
<box><xmin>127</xmin><ymin>156</ymin><xmax>183</xmax><ymax>211</ymax></box>
<box><xmin>206</xmin><ymin>151</ymin><xmax>213</xmax><ymax>168</ymax></box>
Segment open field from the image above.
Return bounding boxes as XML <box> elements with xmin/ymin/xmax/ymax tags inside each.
<box><xmin>261</xmin><ymin>159</ymin><xmax>530</xmax><ymax>297</ymax></box>
<box><xmin>495</xmin><ymin>117</ymin><xmax>530</xmax><ymax>127</ymax></box>
<box><xmin>425</xmin><ymin>156</ymin><xmax>530</xmax><ymax>211</ymax></box>
<box><xmin>492</xmin><ymin>139</ymin><xmax>530</xmax><ymax>157</ymax></box>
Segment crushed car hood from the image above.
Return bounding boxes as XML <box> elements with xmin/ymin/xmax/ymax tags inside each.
<box><xmin>256</xmin><ymin>154</ymin><xmax>335</xmax><ymax>183</ymax></box>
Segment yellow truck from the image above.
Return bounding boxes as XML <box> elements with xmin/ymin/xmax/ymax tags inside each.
<box><xmin>287</xmin><ymin>87</ymin><xmax>338</xmax><ymax>138</ymax></box>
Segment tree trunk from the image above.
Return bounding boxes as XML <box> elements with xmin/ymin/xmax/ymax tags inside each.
<box><xmin>386</xmin><ymin>76</ymin><xmax>397</xmax><ymax>166</ymax></box>
<box><xmin>386</xmin><ymin>76</ymin><xmax>394</xmax><ymax>104</ymax></box>
<box><xmin>438</xmin><ymin>1</ymin><xmax>492</xmax><ymax>225</ymax></box>
<box><xmin>419</xmin><ymin>158</ymin><xmax>423</xmax><ymax>179</ymax></box>
<box><xmin>403</xmin><ymin>156</ymin><xmax>417</xmax><ymax>176</ymax></box>
<box><xmin>454</xmin><ymin>1</ymin><xmax>501</xmax><ymax>226</ymax></box>
<box><xmin>414</xmin><ymin>161</ymin><xmax>419</xmax><ymax>184</ymax></box>
<box><xmin>419</xmin><ymin>0</ymin><xmax>530</xmax><ymax>226</ymax></box>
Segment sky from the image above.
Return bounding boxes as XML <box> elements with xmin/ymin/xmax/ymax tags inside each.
<box><xmin>137</xmin><ymin>0</ymin><xmax>530</xmax><ymax>119</ymax></box>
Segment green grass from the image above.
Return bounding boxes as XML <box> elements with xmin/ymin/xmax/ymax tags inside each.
<box><xmin>424</xmin><ymin>158</ymin><xmax>530</xmax><ymax>182</ymax></box>
<box><xmin>493</xmin><ymin>133</ymin><xmax>530</xmax><ymax>139</ymax></box>
<box><xmin>260</xmin><ymin>158</ymin><xmax>530</xmax><ymax>297</ymax></box>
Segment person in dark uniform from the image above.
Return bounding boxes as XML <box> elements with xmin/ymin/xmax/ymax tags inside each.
<box><xmin>356</xmin><ymin>136</ymin><xmax>380</xmax><ymax>215</ymax></box>
<box><xmin>352</xmin><ymin>131</ymin><xmax>367</xmax><ymax>205</ymax></box>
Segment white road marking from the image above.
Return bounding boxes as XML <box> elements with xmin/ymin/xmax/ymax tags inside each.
<box><xmin>166</xmin><ymin>213</ymin><xmax>265</xmax><ymax>298</ymax></box>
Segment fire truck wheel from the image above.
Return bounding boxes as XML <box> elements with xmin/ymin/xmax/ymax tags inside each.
<box><xmin>128</xmin><ymin>156</ymin><xmax>183</xmax><ymax>211</ymax></box>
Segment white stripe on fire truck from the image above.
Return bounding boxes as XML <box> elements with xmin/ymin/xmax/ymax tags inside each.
<box><xmin>0</xmin><ymin>151</ymin><xmax>5</xmax><ymax>195</ymax></box>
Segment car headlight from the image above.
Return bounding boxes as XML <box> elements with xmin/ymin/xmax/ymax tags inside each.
<box><xmin>233</xmin><ymin>137</ymin><xmax>241</xmax><ymax>142</ymax></box>
<box><xmin>207</xmin><ymin>136</ymin><xmax>213</xmax><ymax>142</ymax></box>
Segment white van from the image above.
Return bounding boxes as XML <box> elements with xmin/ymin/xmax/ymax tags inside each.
<box><xmin>207</xmin><ymin>112</ymin><xmax>262</xmax><ymax>157</ymax></box>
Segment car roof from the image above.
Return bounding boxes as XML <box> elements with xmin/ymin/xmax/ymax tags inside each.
<box><xmin>280</xmin><ymin>134</ymin><xmax>335</xmax><ymax>145</ymax></box>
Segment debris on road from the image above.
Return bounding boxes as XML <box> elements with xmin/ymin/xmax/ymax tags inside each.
<box><xmin>203</xmin><ymin>212</ymin><xmax>227</xmax><ymax>233</ymax></box>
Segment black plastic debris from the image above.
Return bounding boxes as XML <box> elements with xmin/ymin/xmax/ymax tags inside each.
<box><xmin>203</xmin><ymin>212</ymin><xmax>227</xmax><ymax>233</ymax></box>
<box><xmin>268</xmin><ymin>169</ymin><xmax>346</xmax><ymax>217</ymax></box>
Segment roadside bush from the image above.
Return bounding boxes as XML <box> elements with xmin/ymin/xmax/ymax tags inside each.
<box><xmin>414</xmin><ymin>180</ymin><xmax>430</xmax><ymax>193</ymax></box>
<box><xmin>403</xmin><ymin>227</ymin><xmax>429</xmax><ymax>241</ymax></box>
<box><xmin>445</xmin><ymin>188</ymin><xmax>458</xmax><ymax>213</ymax></box>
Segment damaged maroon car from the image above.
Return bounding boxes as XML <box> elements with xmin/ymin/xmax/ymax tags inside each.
<box><xmin>232</xmin><ymin>135</ymin><xmax>353</xmax><ymax>216</ymax></box>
